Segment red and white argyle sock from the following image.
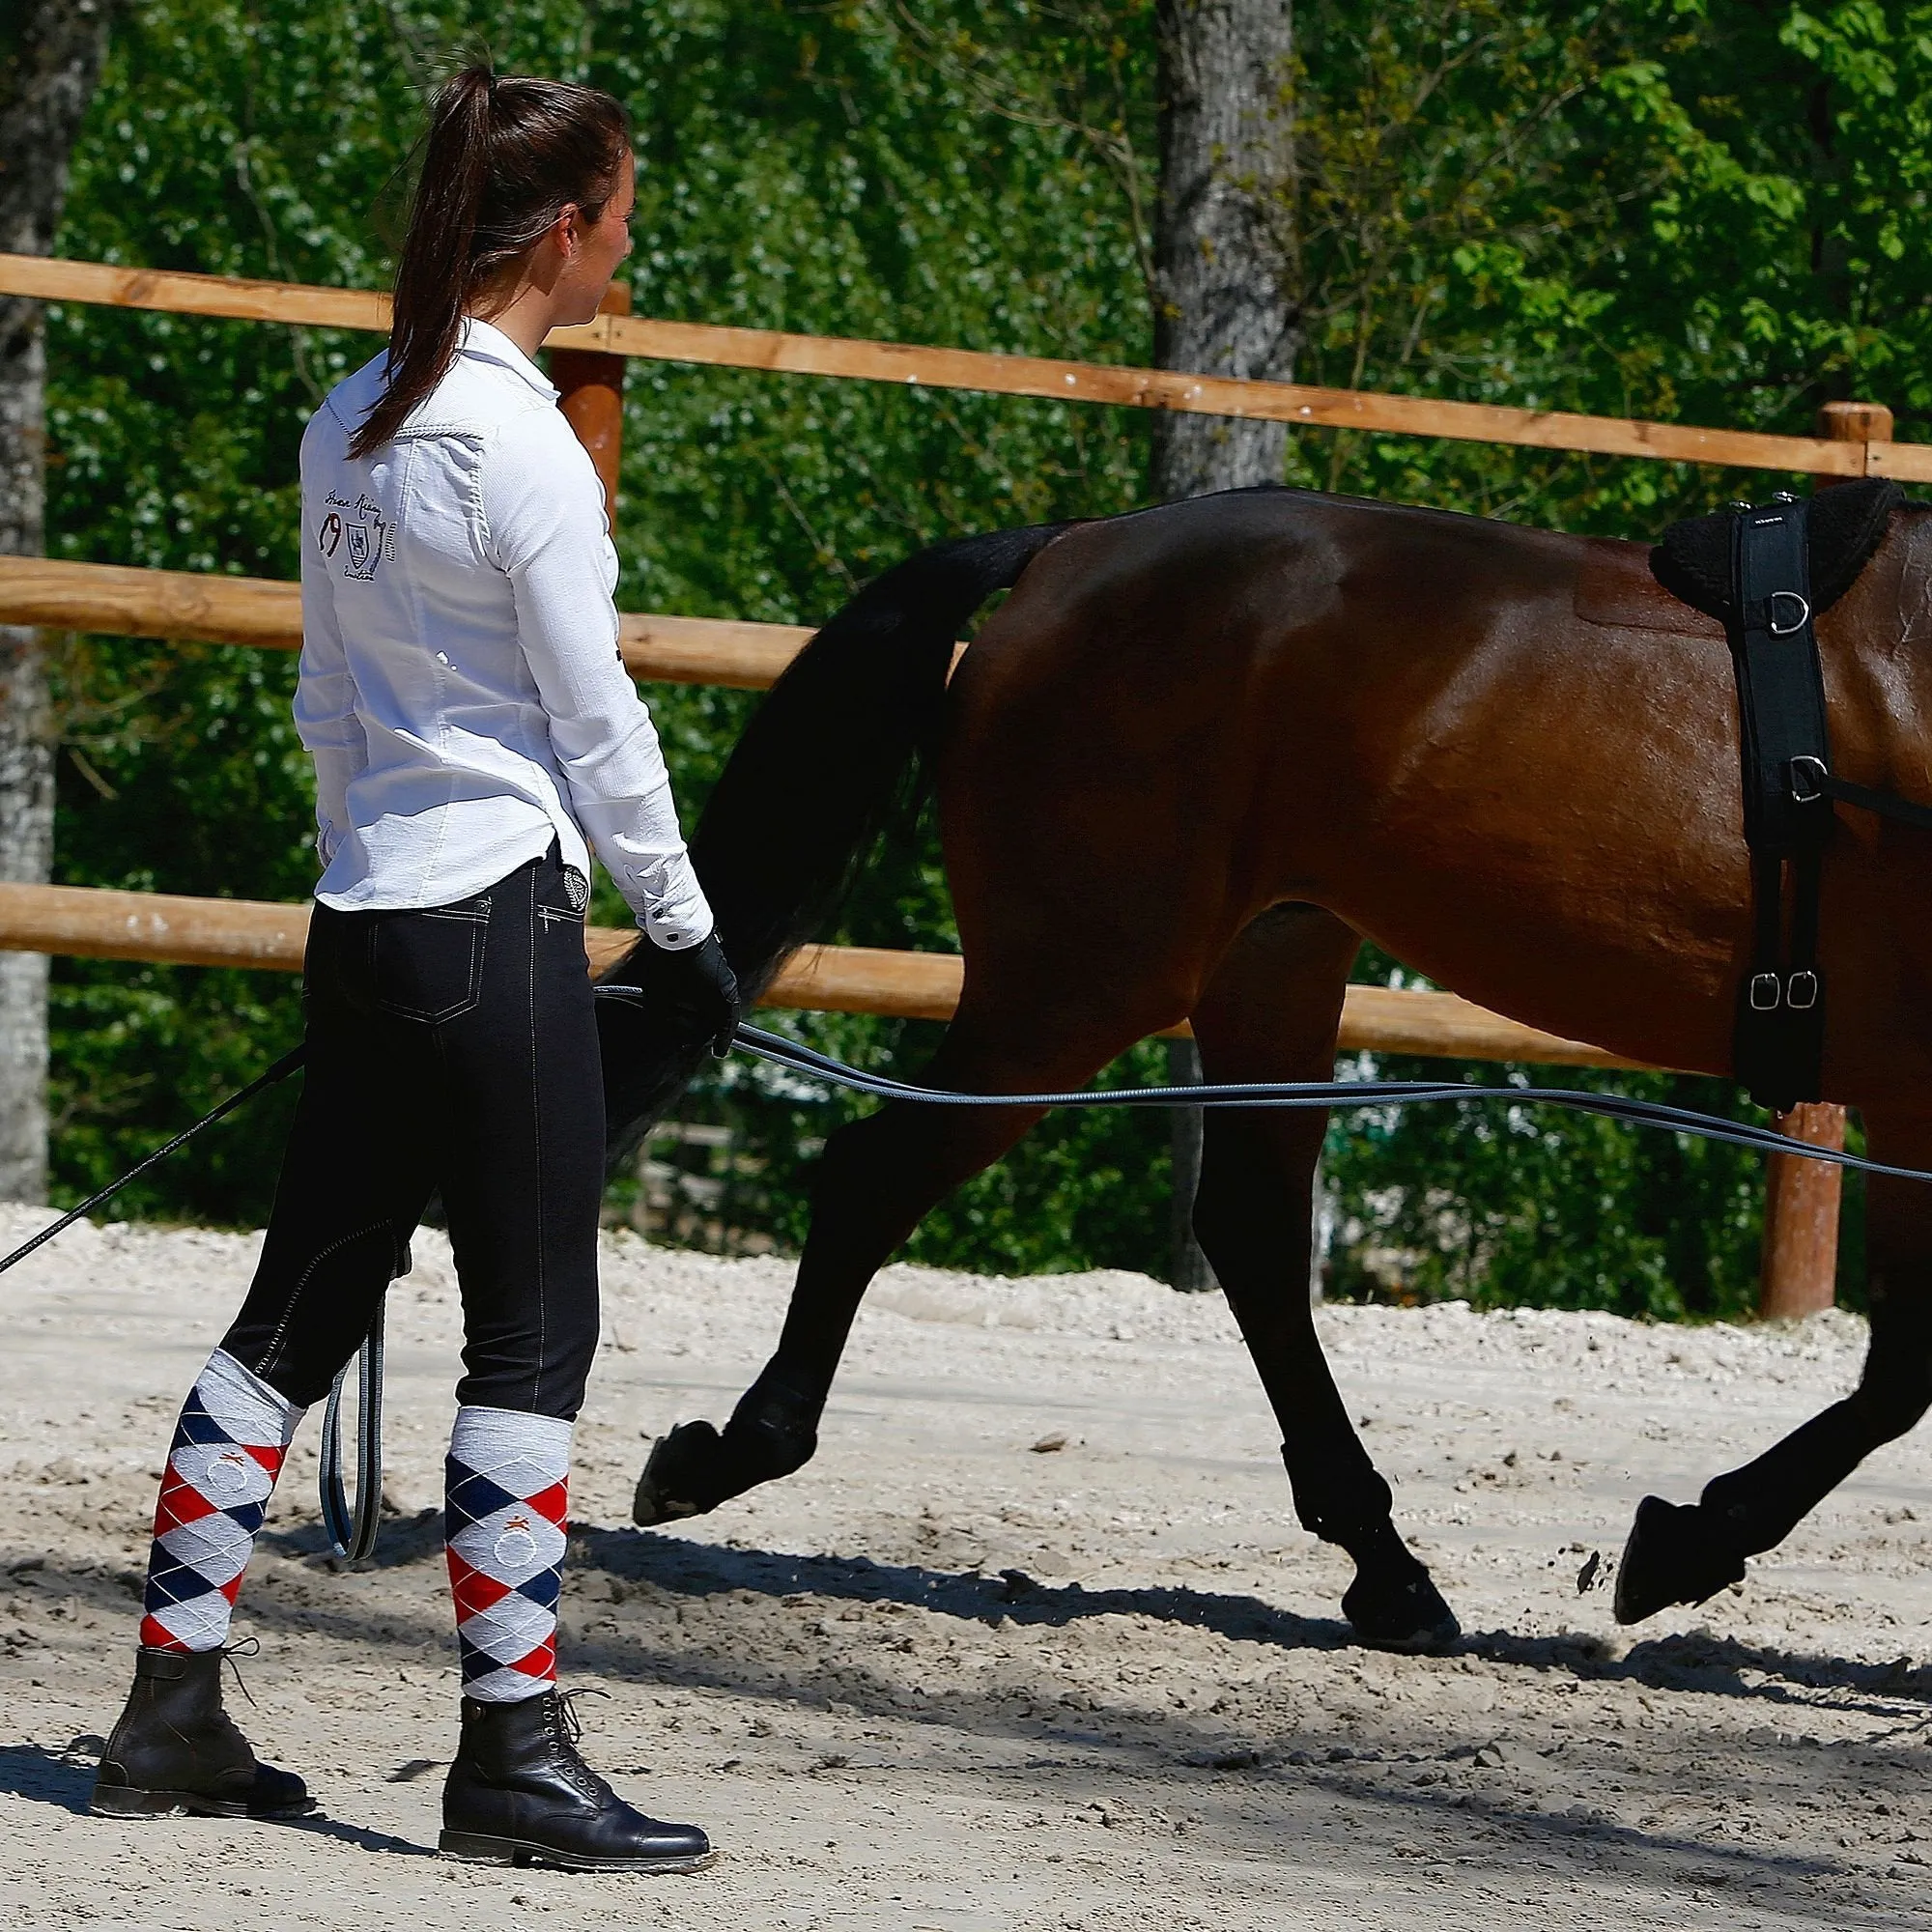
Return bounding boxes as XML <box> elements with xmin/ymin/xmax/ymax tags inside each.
<box><xmin>444</xmin><ymin>1406</ymin><xmax>571</xmax><ymax>1702</ymax></box>
<box><xmin>139</xmin><ymin>1349</ymin><xmax>303</xmax><ymax>1652</ymax></box>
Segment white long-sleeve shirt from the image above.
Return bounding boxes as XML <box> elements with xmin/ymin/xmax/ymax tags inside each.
<box><xmin>296</xmin><ymin>317</ymin><xmax>712</xmax><ymax>948</ymax></box>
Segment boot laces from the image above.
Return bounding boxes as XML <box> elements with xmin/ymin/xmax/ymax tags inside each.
<box><xmin>553</xmin><ymin>1685</ymin><xmax>609</xmax><ymax>1750</ymax></box>
<box><xmin>548</xmin><ymin>1687</ymin><xmax>614</xmax><ymax>1801</ymax></box>
<box><xmin>217</xmin><ymin>1636</ymin><xmax>262</xmax><ymax>1708</ymax></box>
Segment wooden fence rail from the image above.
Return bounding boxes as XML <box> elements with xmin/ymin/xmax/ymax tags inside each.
<box><xmin>0</xmin><ymin>554</ymin><xmax>809</xmax><ymax>689</ymax></box>
<box><xmin>5</xmin><ymin>250</ymin><xmax>1927</xmax><ymax>481</ymax></box>
<box><xmin>0</xmin><ymin>881</ymin><xmax>1649</xmax><ymax>1070</ymax></box>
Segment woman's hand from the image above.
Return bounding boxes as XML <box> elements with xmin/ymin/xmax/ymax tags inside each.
<box><xmin>652</xmin><ymin>931</ymin><xmax>741</xmax><ymax>1057</ymax></box>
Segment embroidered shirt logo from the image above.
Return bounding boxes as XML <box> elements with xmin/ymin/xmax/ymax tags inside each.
<box><xmin>319</xmin><ymin>491</ymin><xmax>394</xmax><ymax>582</ymax></box>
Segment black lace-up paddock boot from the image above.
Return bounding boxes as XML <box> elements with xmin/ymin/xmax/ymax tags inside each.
<box><xmin>91</xmin><ymin>1647</ymin><xmax>314</xmax><ymax>1819</ymax></box>
<box><xmin>440</xmin><ymin>1690</ymin><xmax>712</xmax><ymax>1872</ymax></box>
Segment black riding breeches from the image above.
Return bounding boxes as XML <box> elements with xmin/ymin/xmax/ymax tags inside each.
<box><xmin>221</xmin><ymin>844</ymin><xmax>604</xmax><ymax>1419</ymax></box>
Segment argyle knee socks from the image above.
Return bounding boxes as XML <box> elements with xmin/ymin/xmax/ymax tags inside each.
<box><xmin>443</xmin><ymin>1406</ymin><xmax>571</xmax><ymax>1701</ymax></box>
<box><xmin>139</xmin><ymin>1349</ymin><xmax>303</xmax><ymax>1652</ymax></box>
<box><xmin>139</xmin><ymin>1372</ymin><xmax>572</xmax><ymax>1690</ymax></box>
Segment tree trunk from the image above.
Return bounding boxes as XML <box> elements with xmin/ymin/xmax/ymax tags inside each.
<box><xmin>1151</xmin><ymin>0</ymin><xmax>1299</xmax><ymax>498</ymax></box>
<box><xmin>1151</xmin><ymin>0</ymin><xmax>1297</xmax><ymax>1289</ymax></box>
<box><xmin>0</xmin><ymin>0</ymin><xmax>114</xmax><ymax>1204</ymax></box>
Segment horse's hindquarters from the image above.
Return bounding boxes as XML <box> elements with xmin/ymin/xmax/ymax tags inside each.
<box><xmin>948</xmin><ymin>493</ymin><xmax>1746</xmax><ymax>1077</ymax></box>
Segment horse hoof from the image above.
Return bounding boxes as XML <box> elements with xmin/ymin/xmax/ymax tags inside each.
<box><xmin>632</xmin><ymin>1421</ymin><xmax>729</xmax><ymax>1526</ymax></box>
<box><xmin>1342</xmin><ymin>1566</ymin><xmax>1462</xmax><ymax>1654</ymax></box>
<box><xmin>1613</xmin><ymin>1494</ymin><xmax>1747</xmax><ymax>1625</ymax></box>
<box><xmin>631</xmin><ymin>1382</ymin><xmax>822</xmax><ymax>1528</ymax></box>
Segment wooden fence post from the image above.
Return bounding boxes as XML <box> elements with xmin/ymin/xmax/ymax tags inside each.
<box><xmin>550</xmin><ymin>281</ymin><xmax>631</xmax><ymax>526</ymax></box>
<box><xmin>1758</xmin><ymin>1097</ymin><xmax>1847</xmax><ymax>1319</ymax></box>
<box><xmin>1755</xmin><ymin>399</ymin><xmax>1887</xmax><ymax>1319</ymax></box>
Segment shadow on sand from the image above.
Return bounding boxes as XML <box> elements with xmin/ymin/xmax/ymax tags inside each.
<box><xmin>570</xmin><ymin>1523</ymin><xmax>1932</xmax><ymax>1718</ymax></box>
<box><xmin>0</xmin><ymin>1738</ymin><xmax>436</xmax><ymax>1858</ymax></box>
<box><xmin>2</xmin><ymin>1537</ymin><xmax>1918</xmax><ymax>1921</ymax></box>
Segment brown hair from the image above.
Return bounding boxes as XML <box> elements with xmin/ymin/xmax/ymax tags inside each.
<box><xmin>349</xmin><ymin>65</ymin><xmax>630</xmax><ymax>458</ymax></box>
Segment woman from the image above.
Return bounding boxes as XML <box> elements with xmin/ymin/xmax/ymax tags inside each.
<box><xmin>90</xmin><ymin>67</ymin><xmax>734</xmax><ymax>1873</ymax></box>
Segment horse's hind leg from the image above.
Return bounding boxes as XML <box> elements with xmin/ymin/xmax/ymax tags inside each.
<box><xmin>1616</xmin><ymin>1108</ymin><xmax>1932</xmax><ymax>1622</ymax></box>
<box><xmin>633</xmin><ymin>990</ymin><xmax>1167</xmax><ymax>1524</ymax></box>
<box><xmin>1189</xmin><ymin>903</ymin><xmax>1461</xmax><ymax>1650</ymax></box>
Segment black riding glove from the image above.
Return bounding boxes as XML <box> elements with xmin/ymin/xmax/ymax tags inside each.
<box><xmin>652</xmin><ymin>929</ymin><xmax>742</xmax><ymax>1057</ymax></box>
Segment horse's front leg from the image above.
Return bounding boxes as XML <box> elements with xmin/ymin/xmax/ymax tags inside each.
<box><xmin>1617</xmin><ymin>1109</ymin><xmax>1932</xmax><ymax>1621</ymax></box>
<box><xmin>1191</xmin><ymin>905</ymin><xmax>1461</xmax><ymax>1650</ymax></box>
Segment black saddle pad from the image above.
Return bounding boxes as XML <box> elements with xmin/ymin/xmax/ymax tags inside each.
<box><xmin>1650</xmin><ymin>476</ymin><xmax>1903</xmax><ymax>622</ymax></box>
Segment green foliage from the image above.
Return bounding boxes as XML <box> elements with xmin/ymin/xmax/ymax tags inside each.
<box><xmin>1281</xmin><ymin>0</ymin><xmax>1932</xmax><ymax>524</ymax></box>
<box><xmin>37</xmin><ymin>0</ymin><xmax>1910</xmax><ymax>1309</ymax></box>
<box><xmin>1321</xmin><ymin>1057</ymin><xmax>1773</xmax><ymax>1321</ymax></box>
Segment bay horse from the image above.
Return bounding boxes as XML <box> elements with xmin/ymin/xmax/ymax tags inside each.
<box><xmin>597</xmin><ymin>485</ymin><xmax>1932</xmax><ymax>1649</ymax></box>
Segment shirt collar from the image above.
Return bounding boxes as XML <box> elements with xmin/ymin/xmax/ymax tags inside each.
<box><xmin>458</xmin><ymin>315</ymin><xmax>558</xmax><ymax>402</ymax></box>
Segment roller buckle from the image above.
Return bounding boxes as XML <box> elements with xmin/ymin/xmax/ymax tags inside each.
<box><xmin>1788</xmin><ymin>754</ymin><xmax>1828</xmax><ymax>804</ymax></box>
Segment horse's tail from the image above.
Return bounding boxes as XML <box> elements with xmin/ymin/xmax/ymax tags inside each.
<box><xmin>599</xmin><ymin>521</ymin><xmax>1068</xmax><ymax>1162</ymax></box>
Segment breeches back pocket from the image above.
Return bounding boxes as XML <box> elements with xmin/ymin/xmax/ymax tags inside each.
<box><xmin>370</xmin><ymin>902</ymin><xmax>490</xmax><ymax>1024</ymax></box>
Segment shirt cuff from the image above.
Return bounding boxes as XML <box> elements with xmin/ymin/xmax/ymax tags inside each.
<box><xmin>638</xmin><ymin>904</ymin><xmax>714</xmax><ymax>952</ymax></box>
<box><xmin>622</xmin><ymin>853</ymin><xmax>714</xmax><ymax>951</ymax></box>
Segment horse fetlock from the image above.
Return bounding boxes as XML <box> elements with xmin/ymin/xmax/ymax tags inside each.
<box><xmin>1280</xmin><ymin>1440</ymin><xmax>1394</xmax><ymax>1550</ymax></box>
<box><xmin>1613</xmin><ymin>1494</ymin><xmax>1749</xmax><ymax>1625</ymax></box>
<box><xmin>725</xmin><ymin>1369</ymin><xmax>822</xmax><ymax>1476</ymax></box>
<box><xmin>1334</xmin><ymin>1515</ymin><xmax>1422</xmax><ymax>1575</ymax></box>
<box><xmin>1693</xmin><ymin>1469</ymin><xmax>1804</xmax><ymax>1559</ymax></box>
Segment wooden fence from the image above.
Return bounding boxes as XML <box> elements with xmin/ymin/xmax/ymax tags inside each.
<box><xmin>4</xmin><ymin>249</ymin><xmax>1925</xmax><ymax>481</ymax></box>
<box><xmin>0</xmin><ymin>248</ymin><xmax>1892</xmax><ymax>1314</ymax></box>
<box><xmin>0</xmin><ymin>554</ymin><xmax>808</xmax><ymax>689</ymax></box>
<box><xmin>0</xmin><ymin>880</ymin><xmax>1647</xmax><ymax>1068</ymax></box>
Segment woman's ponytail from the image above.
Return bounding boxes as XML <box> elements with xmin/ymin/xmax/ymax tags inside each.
<box><xmin>349</xmin><ymin>65</ymin><xmax>629</xmax><ymax>459</ymax></box>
